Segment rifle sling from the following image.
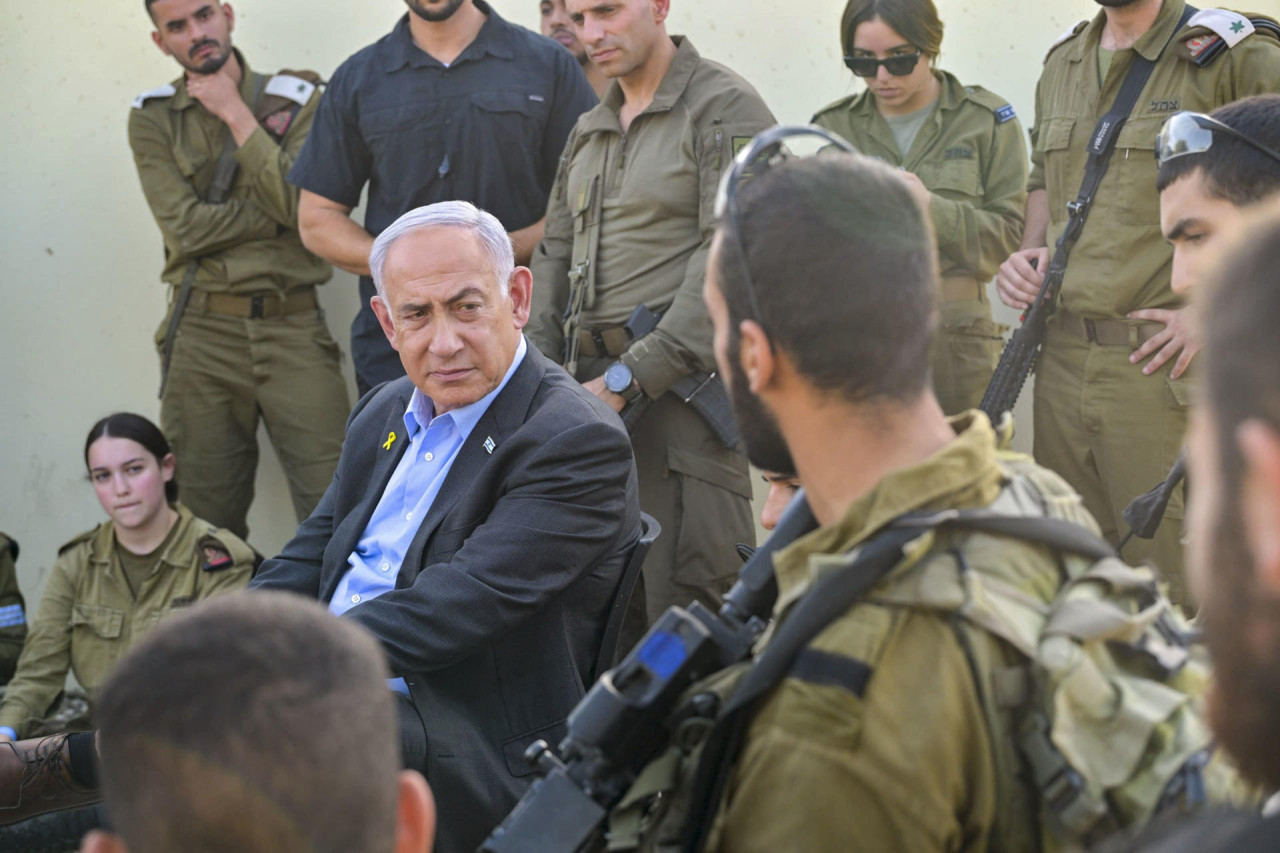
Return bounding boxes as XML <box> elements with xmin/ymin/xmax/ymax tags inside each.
<box><xmin>158</xmin><ymin>72</ymin><xmax>268</xmax><ymax>398</ymax></box>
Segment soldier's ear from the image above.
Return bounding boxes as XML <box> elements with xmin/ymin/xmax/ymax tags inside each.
<box><xmin>150</xmin><ymin>29</ymin><xmax>173</xmax><ymax>58</ymax></box>
<box><xmin>393</xmin><ymin>770</ymin><xmax>435</xmax><ymax>853</ymax></box>
<box><xmin>222</xmin><ymin>3</ymin><xmax>236</xmax><ymax>33</ymax></box>
<box><xmin>737</xmin><ymin>319</ymin><xmax>773</xmax><ymax>394</ymax></box>
<box><xmin>651</xmin><ymin>0</ymin><xmax>670</xmax><ymax>26</ymax></box>
<box><xmin>1238</xmin><ymin>420</ymin><xmax>1280</xmax><ymax>596</ymax></box>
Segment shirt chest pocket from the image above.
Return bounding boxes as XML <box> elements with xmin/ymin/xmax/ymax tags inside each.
<box><xmin>1039</xmin><ymin>116</ymin><xmax>1078</xmax><ymax>214</ymax></box>
<box><xmin>472</xmin><ymin>90</ymin><xmax>550</xmax><ymax>140</ymax></box>
<box><xmin>918</xmin><ymin>158</ymin><xmax>982</xmax><ymax>201</ymax></box>
<box><xmin>70</xmin><ymin>604</ymin><xmax>123</xmax><ymax>639</ymax></box>
<box><xmin>1106</xmin><ymin>114</ymin><xmax>1166</xmax><ymax>222</ymax></box>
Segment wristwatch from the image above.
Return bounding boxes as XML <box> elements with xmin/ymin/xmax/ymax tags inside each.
<box><xmin>604</xmin><ymin>361</ymin><xmax>643</xmax><ymax>403</ymax></box>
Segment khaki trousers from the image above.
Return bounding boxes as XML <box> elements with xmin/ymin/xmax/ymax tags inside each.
<box><xmin>1033</xmin><ymin>321</ymin><xmax>1191</xmax><ymax>606</ymax></box>
<box><xmin>158</xmin><ymin>299</ymin><xmax>350</xmax><ymax>541</ymax></box>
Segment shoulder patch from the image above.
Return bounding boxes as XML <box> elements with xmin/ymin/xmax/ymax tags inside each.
<box><xmin>199</xmin><ymin>536</ymin><xmax>235</xmax><ymax>572</ymax></box>
<box><xmin>264</xmin><ymin>73</ymin><xmax>316</xmax><ymax>107</ymax></box>
<box><xmin>1186</xmin><ymin>9</ymin><xmax>1255</xmax><ymax>47</ymax></box>
<box><xmin>1045</xmin><ymin>21</ymin><xmax>1089</xmax><ymax>63</ymax></box>
<box><xmin>58</xmin><ymin>528</ymin><xmax>98</xmax><ymax>556</ymax></box>
<box><xmin>995</xmin><ymin>104</ymin><xmax>1017</xmax><ymax>124</ymax></box>
<box><xmin>132</xmin><ymin>84</ymin><xmax>177</xmax><ymax>109</ymax></box>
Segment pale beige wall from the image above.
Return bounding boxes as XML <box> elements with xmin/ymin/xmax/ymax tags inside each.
<box><xmin>0</xmin><ymin>0</ymin><xmax>1102</xmax><ymax>595</ymax></box>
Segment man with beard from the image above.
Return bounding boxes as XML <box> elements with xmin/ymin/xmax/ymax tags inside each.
<box><xmin>290</xmin><ymin>0</ymin><xmax>597</xmax><ymax>395</ymax></box>
<box><xmin>540</xmin><ymin>0</ymin><xmax>608</xmax><ymax>97</ymax></box>
<box><xmin>129</xmin><ymin>0</ymin><xmax>350</xmax><ymax>539</ymax></box>
<box><xmin>1107</xmin><ymin>208</ymin><xmax>1280</xmax><ymax>852</ymax></box>
<box><xmin>528</xmin><ymin>0</ymin><xmax>773</xmax><ymax>637</ymax></box>
<box><xmin>690</xmin><ymin>149</ymin><xmax>1104</xmax><ymax>850</ymax></box>
<box><xmin>994</xmin><ymin>0</ymin><xmax>1279</xmax><ymax>607</ymax></box>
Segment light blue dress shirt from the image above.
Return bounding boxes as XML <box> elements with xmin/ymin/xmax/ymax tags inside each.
<box><xmin>329</xmin><ymin>336</ymin><xmax>528</xmax><ymax>693</ymax></box>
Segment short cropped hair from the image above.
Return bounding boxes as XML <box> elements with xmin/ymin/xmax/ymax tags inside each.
<box><xmin>841</xmin><ymin>0</ymin><xmax>944</xmax><ymax>58</ymax></box>
<box><xmin>714</xmin><ymin>154</ymin><xmax>939</xmax><ymax>405</ymax></box>
<box><xmin>1156</xmin><ymin>94</ymin><xmax>1280</xmax><ymax>206</ymax></box>
<box><xmin>369</xmin><ymin>201</ymin><xmax>515</xmax><ymax>301</ymax></box>
<box><xmin>95</xmin><ymin>592</ymin><xmax>401</xmax><ymax>853</ymax></box>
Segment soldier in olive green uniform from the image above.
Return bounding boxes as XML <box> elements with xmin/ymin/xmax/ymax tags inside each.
<box><xmin>0</xmin><ymin>535</ymin><xmax>27</xmax><ymax>685</ymax></box>
<box><xmin>529</xmin><ymin>9</ymin><xmax>774</xmax><ymax>624</ymax></box>
<box><xmin>813</xmin><ymin>0</ymin><xmax>1026</xmax><ymax>415</ymax></box>
<box><xmin>996</xmin><ymin>2</ymin><xmax>1280</xmax><ymax>604</ymax></box>
<box><xmin>0</xmin><ymin>505</ymin><xmax>253</xmax><ymax>738</ymax></box>
<box><xmin>130</xmin><ymin>0</ymin><xmax>349</xmax><ymax>540</ymax></box>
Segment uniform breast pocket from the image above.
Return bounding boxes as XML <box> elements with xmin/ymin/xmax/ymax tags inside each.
<box><xmin>70</xmin><ymin>604</ymin><xmax>124</xmax><ymax>640</ymax></box>
<box><xmin>919</xmin><ymin>159</ymin><xmax>982</xmax><ymax>202</ymax></box>
<box><xmin>1040</xmin><ymin>115</ymin><xmax>1077</xmax><ymax>209</ymax></box>
<box><xmin>1110</xmin><ymin>115</ymin><xmax>1167</xmax><ymax>222</ymax></box>
<box><xmin>472</xmin><ymin>90</ymin><xmax>551</xmax><ymax>143</ymax></box>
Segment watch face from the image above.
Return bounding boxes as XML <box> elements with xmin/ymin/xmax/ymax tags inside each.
<box><xmin>605</xmin><ymin>362</ymin><xmax>633</xmax><ymax>394</ymax></box>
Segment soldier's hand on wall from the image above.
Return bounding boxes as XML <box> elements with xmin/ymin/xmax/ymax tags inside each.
<box><xmin>582</xmin><ymin>376</ymin><xmax>626</xmax><ymax>413</ymax></box>
<box><xmin>1127</xmin><ymin>306</ymin><xmax>1200</xmax><ymax>379</ymax></box>
<box><xmin>996</xmin><ymin>247</ymin><xmax>1048</xmax><ymax>310</ymax></box>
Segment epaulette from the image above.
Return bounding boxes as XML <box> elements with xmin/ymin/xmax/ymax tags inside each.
<box><xmin>197</xmin><ymin>530</ymin><xmax>256</xmax><ymax>573</ymax></box>
<box><xmin>1177</xmin><ymin>10</ymin><xmax>1279</xmax><ymax>65</ymax></box>
<box><xmin>1045</xmin><ymin>21</ymin><xmax>1089</xmax><ymax>63</ymax></box>
<box><xmin>810</xmin><ymin>92</ymin><xmax>861</xmax><ymax>124</ymax></box>
<box><xmin>57</xmin><ymin>527</ymin><xmax>99</xmax><ymax>556</ymax></box>
<box><xmin>255</xmin><ymin>70</ymin><xmax>322</xmax><ymax>138</ymax></box>
<box><xmin>963</xmin><ymin>85</ymin><xmax>1018</xmax><ymax>124</ymax></box>
<box><xmin>131</xmin><ymin>84</ymin><xmax>177</xmax><ymax>109</ymax></box>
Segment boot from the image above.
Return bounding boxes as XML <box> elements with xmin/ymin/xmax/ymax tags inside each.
<box><xmin>0</xmin><ymin>734</ymin><xmax>101</xmax><ymax>825</ymax></box>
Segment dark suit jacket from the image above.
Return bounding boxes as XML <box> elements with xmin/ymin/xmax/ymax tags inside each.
<box><xmin>252</xmin><ymin>345</ymin><xmax>639</xmax><ymax>853</ymax></box>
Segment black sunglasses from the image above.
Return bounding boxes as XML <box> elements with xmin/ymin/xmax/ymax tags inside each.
<box><xmin>1155</xmin><ymin>111</ymin><xmax>1280</xmax><ymax>169</ymax></box>
<box><xmin>843</xmin><ymin>52</ymin><xmax>922</xmax><ymax>78</ymax></box>
<box><xmin>713</xmin><ymin>125</ymin><xmax>858</xmax><ymax>329</ymax></box>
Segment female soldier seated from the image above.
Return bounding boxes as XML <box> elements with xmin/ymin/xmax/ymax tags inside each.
<box><xmin>0</xmin><ymin>413</ymin><xmax>256</xmax><ymax>741</ymax></box>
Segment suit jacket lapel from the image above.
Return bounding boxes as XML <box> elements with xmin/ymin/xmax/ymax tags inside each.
<box><xmin>324</xmin><ymin>391</ymin><xmax>412</xmax><ymax>598</ymax></box>
<box><xmin>401</xmin><ymin>347</ymin><xmax>548</xmax><ymax>578</ymax></box>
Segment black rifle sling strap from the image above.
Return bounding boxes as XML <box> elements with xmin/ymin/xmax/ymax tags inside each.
<box><xmin>1053</xmin><ymin>3</ymin><xmax>1197</xmax><ymax>264</ymax></box>
<box><xmin>683</xmin><ymin>510</ymin><xmax>1115</xmax><ymax>852</ymax></box>
<box><xmin>158</xmin><ymin>72</ymin><xmax>268</xmax><ymax>398</ymax></box>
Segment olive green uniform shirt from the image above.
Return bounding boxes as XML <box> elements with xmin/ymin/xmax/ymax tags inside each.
<box><xmin>1028</xmin><ymin>1</ymin><xmax>1280</xmax><ymax>318</ymax></box>
<box><xmin>0</xmin><ymin>535</ymin><xmax>26</xmax><ymax>685</ymax></box>
<box><xmin>813</xmin><ymin>71</ymin><xmax>1028</xmax><ymax>293</ymax></box>
<box><xmin>528</xmin><ymin>37</ymin><xmax>776</xmax><ymax>398</ymax></box>
<box><xmin>127</xmin><ymin>52</ymin><xmax>330</xmax><ymax>296</ymax></box>
<box><xmin>710</xmin><ymin>414</ymin><xmax>1098</xmax><ymax>852</ymax></box>
<box><xmin>0</xmin><ymin>505</ymin><xmax>254</xmax><ymax>736</ymax></box>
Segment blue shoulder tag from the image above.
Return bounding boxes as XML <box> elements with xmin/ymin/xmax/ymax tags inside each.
<box><xmin>995</xmin><ymin>104</ymin><xmax>1017</xmax><ymax>124</ymax></box>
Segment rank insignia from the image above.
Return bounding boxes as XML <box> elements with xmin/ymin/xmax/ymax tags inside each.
<box><xmin>484</xmin><ymin>436</ymin><xmax>496</xmax><ymax>455</ymax></box>
<box><xmin>384</xmin><ymin>431</ymin><xmax>397</xmax><ymax>451</ymax></box>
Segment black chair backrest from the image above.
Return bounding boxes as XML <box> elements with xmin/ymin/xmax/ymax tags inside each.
<box><xmin>592</xmin><ymin>512</ymin><xmax>660</xmax><ymax>680</ymax></box>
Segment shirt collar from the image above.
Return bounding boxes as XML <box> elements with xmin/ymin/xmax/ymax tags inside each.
<box><xmin>772</xmin><ymin>411</ymin><xmax>1007</xmax><ymax>604</ymax></box>
<box><xmin>1069</xmin><ymin>0</ymin><xmax>1187</xmax><ymax>63</ymax></box>
<box><xmin>383</xmin><ymin>1</ymin><xmax>514</xmax><ymax>73</ymax></box>
<box><xmin>403</xmin><ymin>334</ymin><xmax>528</xmax><ymax>441</ymax></box>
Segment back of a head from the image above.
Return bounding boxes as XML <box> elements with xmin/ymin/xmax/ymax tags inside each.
<box><xmin>1156</xmin><ymin>94</ymin><xmax>1280</xmax><ymax>205</ymax></box>
<box><xmin>95</xmin><ymin>592</ymin><xmax>401</xmax><ymax>853</ymax></box>
<box><xmin>717</xmin><ymin>153</ymin><xmax>939</xmax><ymax>405</ymax></box>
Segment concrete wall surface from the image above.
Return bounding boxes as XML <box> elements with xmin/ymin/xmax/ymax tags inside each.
<box><xmin>1</xmin><ymin>0</ymin><xmax>1103</xmax><ymax>598</ymax></box>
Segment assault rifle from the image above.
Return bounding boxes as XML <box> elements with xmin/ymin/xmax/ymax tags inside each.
<box><xmin>479</xmin><ymin>498</ymin><xmax>817</xmax><ymax>853</ymax></box>
<box><xmin>979</xmin><ymin>254</ymin><xmax>1059</xmax><ymax>423</ymax></box>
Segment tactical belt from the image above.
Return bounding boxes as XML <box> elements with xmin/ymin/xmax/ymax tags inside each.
<box><xmin>1052</xmin><ymin>308</ymin><xmax>1163</xmax><ymax>347</ymax></box>
<box><xmin>940</xmin><ymin>275</ymin><xmax>984</xmax><ymax>303</ymax></box>
<box><xmin>197</xmin><ymin>286</ymin><xmax>318</xmax><ymax>320</ymax></box>
<box><xmin>576</xmin><ymin>324</ymin><xmax>630</xmax><ymax>359</ymax></box>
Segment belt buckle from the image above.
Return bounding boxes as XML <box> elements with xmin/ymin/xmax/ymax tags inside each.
<box><xmin>250</xmin><ymin>294</ymin><xmax>265</xmax><ymax>319</ymax></box>
<box><xmin>1083</xmin><ymin>319</ymin><xmax>1099</xmax><ymax>344</ymax></box>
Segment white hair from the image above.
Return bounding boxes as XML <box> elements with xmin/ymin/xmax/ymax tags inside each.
<box><xmin>368</xmin><ymin>201</ymin><xmax>515</xmax><ymax>301</ymax></box>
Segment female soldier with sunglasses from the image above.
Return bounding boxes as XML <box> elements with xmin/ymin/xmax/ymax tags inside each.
<box><xmin>813</xmin><ymin>0</ymin><xmax>1028</xmax><ymax>416</ymax></box>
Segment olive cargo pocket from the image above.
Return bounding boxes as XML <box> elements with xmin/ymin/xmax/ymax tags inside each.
<box><xmin>666</xmin><ymin>446</ymin><xmax>753</xmax><ymax>587</ymax></box>
<box><xmin>70</xmin><ymin>604</ymin><xmax>123</xmax><ymax>639</ymax></box>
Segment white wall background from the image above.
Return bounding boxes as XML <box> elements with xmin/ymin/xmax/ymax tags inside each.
<box><xmin>0</xmin><ymin>0</ymin><xmax>1103</xmax><ymax>598</ymax></box>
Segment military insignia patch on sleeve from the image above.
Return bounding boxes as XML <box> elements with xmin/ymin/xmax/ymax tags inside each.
<box><xmin>1185</xmin><ymin>33</ymin><xmax>1223</xmax><ymax>59</ymax></box>
<box><xmin>199</xmin><ymin>537</ymin><xmax>235</xmax><ymax>572</ymax></box>
<box><xmin>995</xmin><ymin>104</ymin><xmax>1017</xmax><ymax>124</ymax></box>
<box><xmin>263</xmin><ymin>109</ymin><xmax>296</xmax><ymax>138</ymax></box>
<box><xmin>732</xmin><ymin>136</ymin><xmax>752</xmax><ymax>156</ymax></box>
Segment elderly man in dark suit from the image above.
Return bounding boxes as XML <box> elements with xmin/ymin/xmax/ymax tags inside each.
<box><xmin>251</xmin><ymin>200</ymin><xmax>640</xmax><ymax>853</ymax></box>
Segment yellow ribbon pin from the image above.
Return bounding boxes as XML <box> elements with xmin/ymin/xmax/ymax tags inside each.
<box><xmin>383</xmin><ymin>431</ymin><xmax>397</xmax><ymax>451</ymax></box>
